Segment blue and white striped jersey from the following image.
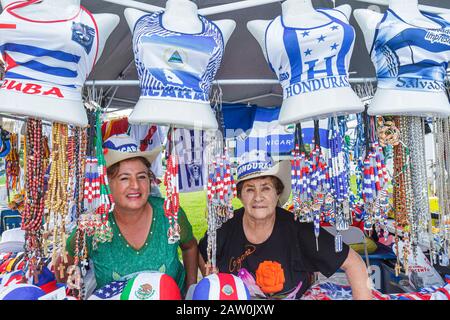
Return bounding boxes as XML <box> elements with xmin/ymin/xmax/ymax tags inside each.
<box><xmin>370</xmin><ymin>9</ymin><xmax>450</xmax><ymax>92</ymax></box>
<box><xmin>265</xmin><ymin>9</ymin><xmax>355</xmax><ymax>100</ymax></box>
<box><xmin>132</xmin><ymin>11</ymin><xmax>224</xmax><ymax>104</ymax></box>
<box><xmin>0</xmin><ymin>0</ymin><xmax>98</xmax><ymax>100</ymax></box>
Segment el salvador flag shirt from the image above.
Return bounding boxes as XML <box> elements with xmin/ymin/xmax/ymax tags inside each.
<box><xmin>370</xmin><ymin>9</ymin><xmax>450</xmax><ymax>93</ymax></box>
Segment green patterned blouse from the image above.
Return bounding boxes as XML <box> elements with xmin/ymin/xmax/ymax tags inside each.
<box><xmin>66</xmin><ymin>196</ymin><xmax>193</xmax><ymax>291</ymax></box>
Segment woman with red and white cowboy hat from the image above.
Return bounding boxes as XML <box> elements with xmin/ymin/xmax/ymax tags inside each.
<box><xmin>198</xmin><ymin>150</ymin><xmax>372</xmax><ymax>299</ymax></box>
<box><xmin>58</xmin><ymin>134</ymin><xmax>198</xmax><ymax>296</ymax></box>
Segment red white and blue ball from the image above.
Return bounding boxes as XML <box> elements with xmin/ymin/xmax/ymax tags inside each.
<box><xmin>193</xmin><ymin>273</ymin><xmax>251</xmax><ymax>300</ymax></box>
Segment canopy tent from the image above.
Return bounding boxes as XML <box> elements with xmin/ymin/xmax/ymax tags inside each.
<box><xmin>2</xmin><ymin>0</ymin><xmax>449</xmax><ymax>115</ymax></box>
<box><xmin>76</xmin><ymin>0</ymin><xmax>450</xmax><ymax>114</ymax></box>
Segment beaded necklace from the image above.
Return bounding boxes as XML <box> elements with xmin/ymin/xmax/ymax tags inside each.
<box><xmin>407</xmin><ymin>117</ymin><xmax>430</xmax><ymax>263</ymax></box>
<box><xmin>66</xmin><ymin>126</ymin><xmax>88</xmax><ymax>299</ymax></box>
<box><xmin>359</xmin><ymin>117</ymin><xmax>391</xmax><ymax>239</ymax></box>
<box><xmin>328</xmin><ymin>116</ymin><xmax>351</xmax><ymax>253</ymax></box>
<box><xmin>164</xmin><ymin>126</ymin><xmax>181</xmax><ymax>244</ymax></box>
<box><xmin>43</xmin><ymin>122</ymin><xmax>70</xmax><ymax>279</ymax></box>
<box><xmin>79</xmin><ymin>105</ymin><xmax>100</xmax><ymax>243</ymax></box>
<box><xmin>204</xmin><ymin>129</ymin><xmax>236</xmax><ymax>274</ymax></box>
<box><xmin>5</xmin><ymin>133</ymin><xmax>20</xmax><ymax>200</ymax></box>
<box><xmin>431</xmin><ymin>118</ymin><xmax>450</xmax><ymax>267</ymax></box>
<box><xmin>392</xmin><ymin>116</ymin><xmax>413</xmax><ymax>275</ymax></box>
<box><xmin>94</xmin><ymin>108</ymin><xmax>114</xmax><ymax>244</ymax></box>
<box><xmin>22</xmin><ymin>118</ymin><xmax>46</xmax><ymax>282</ymax></box>
<box><xmin>291</xmin><ymin>121</ymin><xmax>330</xmax><ymax>251</ymax></box>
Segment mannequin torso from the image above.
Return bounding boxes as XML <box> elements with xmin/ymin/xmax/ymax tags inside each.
<box><xmin>2</xmin><ymin>0</ymin><xmax>80</xmax><ymax>21</ymax></box>
<box><xmin>0</xmin><ymin>0</ymin><xmax>120</xmax><ymax>126</ymax></box>
<box><xmin>354</xmin><ymin>0</ymin><xmax>450</xmax><ymax>117</ymax></box>
<box><xmin>247</xmin><ymin>0</ymin><xmax>363</xmax><ymax>124</ymax></box>
<box><xmin>1</xmin><ymin>0</ymin><xmax>119</xmax><ymax>62</ymax></box>
<box><xmin>125</xmin><ymin>0</ymin><xmax>235</xmax><ymax>47</ymax></box>
<box><xmin>125</xmin><ymin>0</ymin><xmax>236</xmax><ymax>130</ymax></box>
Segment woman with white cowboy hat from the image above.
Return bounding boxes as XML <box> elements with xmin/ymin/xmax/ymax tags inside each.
<box><xmin>198</xmin><ymin>151</ymin><xmax>372</xmax><ymax>299</ymax></box>
<box><xmin>58</xmin><ymin>134</ymin><xmax>198</xmax><ymax>296</ymax></box>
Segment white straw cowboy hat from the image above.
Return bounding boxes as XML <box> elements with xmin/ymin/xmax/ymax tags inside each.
<box><xmin>236</xmin><ymin>150</ymin><xmax>291</xmax><ymax>206</ymax></box>
<box><xmin>103</xmin><ymin>134</ymin><xmax>161</xmax><ymax>168</ymax></box>
<box><xmin>0</xmin><ymin>228</ymin><xmax>25</xmax><ymax>254</ymax></box>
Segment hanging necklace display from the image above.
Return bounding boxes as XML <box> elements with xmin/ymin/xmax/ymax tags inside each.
<box><xmin>164</xmin><ymin>126</ymin><xmax>181</xmax><ymax>244</ymax></box>
<box><xmin>432</xmin><ymin>118</ymin><xmax>450</xmax><ymax>267</ymax></box>
<box><xmin>328</xmin><ymin>116</ymin><xmax>351</xmax><ymax>253</ymax></box>
<box><xmin>21</xmin><ymin>118</ymin><xmax>46</xmax><ymax>282</ymax></box>
<box><xmin>76</xmin><ymin>86</ymin><xmax>114</xmax><ymax>248</ymax></box>
<box><xmin>93</xmin><ymin>107</ymin><xmax>114</xmax><ymax>244</ymax></box>
<box><xmin>291</xmin><ymin>121</ymin><xmax>330</xmax><ymax>251</ymax></box>
<box><xmin>407</xmin><ymin>117</ymin><xmax>430</xmax><ymax>263</ymax></box>
<box><xmin>204</xmin><ymin>87</ymin><xmax>236</xmax><ymax>274</ymax></box>
<box><xmin>66</xmin><ymin>126</ymin><xmax>87</xmax><ymax>298</ymax></box>
<box><xmin>5</xmin><ymin>132</ymin><xmax>20</xmax><ymax>202</ymax></box>
<box><xmin>349</xmin><ymin>111</ymin><xmax>368</xmax><ymax>228</ymax></box>
<box><xmin>82</xmin><ymin>103</ymin><xmax>101</xmax><ymax>216</ymax></box>
<box><xmin>361</xmin><ymin>116</ymin><xmax>391</xmax><ymax>239</ymax></box>
<box><xmin>392</xmin><ymin>116</ymin><xmax>413</xmax><ymax>275</ymax></box>
<box><xmin>43</xmin><ymin>122</ymin><xmax>70</xmax><ymax>280</ymax></box>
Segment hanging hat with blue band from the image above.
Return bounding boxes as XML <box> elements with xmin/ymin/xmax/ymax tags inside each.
<box><xmin>236</xmin><ymin>150</ymin><xmax>291</xmax><ymax>206</ymax></box>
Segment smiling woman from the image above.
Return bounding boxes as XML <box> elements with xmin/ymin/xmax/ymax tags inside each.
<box><xmin>198</xmin><ymin>150</ymin><xmax>373</xmax><ymax>300</ymax></box>
<box><xmin>58</xmin><ymin>134</ymin><xmax>198</xmax><ymax>296</ymax></box>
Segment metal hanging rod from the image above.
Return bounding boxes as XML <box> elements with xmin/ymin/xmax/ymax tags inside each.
<box><xmin>85</xmin><ymin>78</ymin><xmax>378</xmax><ymax>87</ymax></box>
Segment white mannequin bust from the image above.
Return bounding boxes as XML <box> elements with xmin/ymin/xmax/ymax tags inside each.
<box><xmin>247</xmin><ymin>0</ymin><xmax>364</xmax><ymax>125</ymax></box>
<box><xmin>0</xmin><ymin>0</ymin><xmax>120</xmax><ymax>126</ymax></box>
<box><xmin>354</xmin><ymin>0</ymin><xmax>450</xmax><ymax>117</ymax></box>
<box><xmin>125</xmin><ymin>0</ymin><xmax>236</xmax><ymax>130</ymax></box>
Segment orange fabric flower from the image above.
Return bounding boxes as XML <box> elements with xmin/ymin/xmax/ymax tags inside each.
<box><xmin>255</xmin><ymin>261</ymin><xmax>285</xmax><ymax>294</ymax></box>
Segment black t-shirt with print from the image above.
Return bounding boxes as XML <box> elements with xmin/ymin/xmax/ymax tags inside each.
<box><xmin>198</xmin><ymin>206</ymin><xmax>350</xmax><ymax>299</ymax></box>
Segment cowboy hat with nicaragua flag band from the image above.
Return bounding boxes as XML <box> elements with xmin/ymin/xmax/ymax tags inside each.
<box><xmin>236</xmin><ymin>150</ymin><xmax>291</xmax><ymax>206</ymax></box>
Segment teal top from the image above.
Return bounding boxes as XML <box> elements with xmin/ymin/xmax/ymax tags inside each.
<box><xmin>67</xmin><ymin>196</ymin><xmax>193</xmax><ymax>291</ymax></box>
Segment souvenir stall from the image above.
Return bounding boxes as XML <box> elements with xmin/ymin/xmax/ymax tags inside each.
<box><xmin>0</xmin><ymin>0</ymin><xmax>449</xmax><ymax>301</ymax></box>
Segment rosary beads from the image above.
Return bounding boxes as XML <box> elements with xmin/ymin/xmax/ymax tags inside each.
<box><xmin>204</xmin><ymin>129</ymin><xmax>236</xmax><ymax>274</ymax></box>
<box><xmin>164</xmin><ymin>127</ymin><xmax>181</xmax><ymax>244</ymax></box>
<box><xmin>5</xmin><ymin>132</ymin><xmax>20</xmax><ymax>199</ymax></box>
<box><xmin>22</xmin><ymin>118</ymin><xmax>46</xmax><ymax>282</ymax></box>
<box><xmin>44</xmin><ymin>122</ymin><xmax>70</xmax><ymax>279</ymax></box>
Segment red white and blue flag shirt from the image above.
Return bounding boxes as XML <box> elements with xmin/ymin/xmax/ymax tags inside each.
<box><xmin>0</xmin><ymin>0</ymin><xmax>98</xmax><ymax>101</ymax></box>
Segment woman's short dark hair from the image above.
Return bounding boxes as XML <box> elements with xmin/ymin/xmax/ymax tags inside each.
<box><xmin>236</xmin><ymin>176</ymin><xmax>284</xmax><ymax>199</ymax></box>
<box><xmin>107</xmin><ymin>156</ymin><xmax>154</xmax><ymax>181</ymax></box>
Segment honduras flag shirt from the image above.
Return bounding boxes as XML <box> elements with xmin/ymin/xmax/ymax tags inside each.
<box><xmin>265</xmin><ymin>9</ymin><xmax>356</xmax><ymax>100</ymax></box>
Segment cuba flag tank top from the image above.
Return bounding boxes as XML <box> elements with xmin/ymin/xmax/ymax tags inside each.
<box><xmin>265</xmin><ymin>9</ymin><xmax>356</xmax><ymax>100</ymax></box>
<box><xmin>0</xmin><ymin>0</ymin><xmax>99</xmax><ymax>102</ymax></box>
<box><xmin>370</xmin><ymin>9</ymin><xmax>450</xmax><ymax>93</ymax></box>
<box><xmin>132</xmin><ymin>11</ymin><xmax>224</xmax><ymax>104</ymax></box>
